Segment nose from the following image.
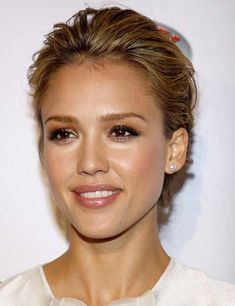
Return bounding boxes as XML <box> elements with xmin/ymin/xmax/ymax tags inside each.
<box><xmin>76</xmin><ymin>136</ymin><xmax>110</xmax><ymax>176</ymax></box>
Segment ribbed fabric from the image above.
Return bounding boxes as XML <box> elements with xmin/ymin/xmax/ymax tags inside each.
<box><xmin>1</xmin><ymin>258</ymin><xmax>235</xmax><ymax>305</ymax></box>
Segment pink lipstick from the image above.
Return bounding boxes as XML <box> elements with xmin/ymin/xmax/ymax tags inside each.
<box><xmin>73</xmin><ymin>184</ymin><xmax>122</xmax><ymax>209</ymax></box>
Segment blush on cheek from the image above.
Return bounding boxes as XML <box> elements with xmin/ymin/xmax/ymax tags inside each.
<box><xmin>122</xmin><ymin>143</ymin><xmax>166</xmax><ymax>175</ymax></box>
<box><xmin>123</xmin><ymin>142</ymin><xmax>166</xmax><ymax>204</ymax></box>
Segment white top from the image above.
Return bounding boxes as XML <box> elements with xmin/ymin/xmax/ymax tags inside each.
<box><xmin>1</xmin><ymin>258</ymin><xmax>235</xmax><ymax>305</ymax></box>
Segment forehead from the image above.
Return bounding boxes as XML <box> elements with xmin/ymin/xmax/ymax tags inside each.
<box><xmin>41</xmin><ymin>60</ymin><xmax>163</xmax><ymax>123</ymax></box>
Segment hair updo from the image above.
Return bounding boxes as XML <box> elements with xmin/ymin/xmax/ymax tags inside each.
<box><xmin>28</xmin><ymin>6</ymin><xmax>197</xmax><ymax>225</ymax></box>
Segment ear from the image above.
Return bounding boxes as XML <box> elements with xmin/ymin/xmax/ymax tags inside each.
<box><xmin>165</xmin><ymin>128</ymin><xmax>189</xmax><ymax>174</ymax></box>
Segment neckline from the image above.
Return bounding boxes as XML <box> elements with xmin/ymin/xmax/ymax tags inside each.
<box><xmin>39</xmin><ymin>257</ymin><xmax>176</xmax><ymax>301</ymax></box>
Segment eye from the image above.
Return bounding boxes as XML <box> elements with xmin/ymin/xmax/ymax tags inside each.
<box><xmin>48</xmin><ymin>128</ymin><xmax>77</xmax><ymax>143</ymax></box>
<box><xmin>109</xmin><ymin>125</ymin><xmax>140</xmax><ymax>142</ymax></box>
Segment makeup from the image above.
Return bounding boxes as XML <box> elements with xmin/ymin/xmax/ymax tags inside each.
<box><xmin>73</xmin><ymin>184</ymin><xmax>122</xmax><ymax>209</ymax></box>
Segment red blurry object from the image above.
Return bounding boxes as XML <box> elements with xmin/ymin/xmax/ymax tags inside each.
<box><xmin>171</xmin><ymin>34</ymin><xmax>181</xmax><ymax>42</ymax></box>
<box><xmin>158</xmin><ymin>26</ymin><xmax>169</xmax><ymax>34</ymax></box>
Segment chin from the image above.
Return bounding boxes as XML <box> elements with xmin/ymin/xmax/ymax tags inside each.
<box><xmin>70</xmin><ymin>221</ymin><xmax>129</xmax><ymax>242</ymax></box>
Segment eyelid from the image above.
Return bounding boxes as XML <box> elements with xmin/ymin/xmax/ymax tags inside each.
<box><xmin>108</xmin><ymin>124</ymin><xmax>140</xmax><ymax>139</ymax></box>
<box><xmin>47</xmin><ymin>127</ymin><xmax>77</xmax><ymax>142</ymax></box>
<box><xmin>46</xmin><ymin>124</ymin><xmax>141</xmax><ymax>144</ymax></box>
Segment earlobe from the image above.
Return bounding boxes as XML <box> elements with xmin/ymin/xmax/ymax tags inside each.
<box><xmin>169</xmin><ymin>163</ymin><xmax>177</xmax><ymax>173</ymax></box>
<box><xmin>165</xmin><ymin>128</ymin><xmax>188</xmax><ymax>174</ymax></box>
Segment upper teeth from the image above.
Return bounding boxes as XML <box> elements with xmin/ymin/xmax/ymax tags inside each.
<box><xmin>79</xmin><ymin>190</ymin><xmax>118</xmax><ymax>198</ymax></box>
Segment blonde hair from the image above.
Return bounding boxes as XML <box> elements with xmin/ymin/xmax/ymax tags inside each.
<box><xmin>28</xmin><ymin>6</ymin><xmax>197</xmax><ymax>224</ymax></box>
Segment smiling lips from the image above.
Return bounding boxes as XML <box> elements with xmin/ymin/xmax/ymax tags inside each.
<box><xmin>73</xmin><ymin>184</ymin><xmax>122</xmax><ymax>209</ymax></box>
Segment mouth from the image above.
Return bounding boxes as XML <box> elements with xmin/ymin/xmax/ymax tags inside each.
<box><xmin>79</xmin><ymin>190</ymin><xmax>120</xmax><ymax>199</ymax></box>
<box><xmin>73</xmin><ymin>184</ymin><xmax>122</xmax><ymax>209</ymax></box>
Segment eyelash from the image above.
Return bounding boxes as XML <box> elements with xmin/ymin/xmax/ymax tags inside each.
<box><xmin>109</xmin><ymin>125</ymin><xmax>139</xmax><ymax>141</ymax></box>
<box><xmin>48</xmin><ymin>125</ymin><xmax>140</xmax><ymax>144</ymax></box>
<box><xmin>48</xmin><ymin>128</ymin><xmax>77</xmax><ymax>143</ymax></box>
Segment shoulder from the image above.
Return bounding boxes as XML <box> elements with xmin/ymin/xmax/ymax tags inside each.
<box><xmin>155</xmin><ymin>258</ymin><xmax>235</xmax><ymax>305</ymax></box>
<box><xmin>0</xmin><ymin>265</ymin><xmax>52</xmax><ymax>306</ymax></box>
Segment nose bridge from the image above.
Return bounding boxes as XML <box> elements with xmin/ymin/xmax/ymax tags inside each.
<box><xmin>76</xmin><ymin>130</ymin><xmax>109</xmax><ymax>175</ymax></box>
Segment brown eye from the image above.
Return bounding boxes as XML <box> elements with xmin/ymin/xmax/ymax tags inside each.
<box><xmin>109</xmin><ymin>125</ymin><xmax>139</xmax><ymax>141</ymax></box>
<box><xmin>48</xmin><ymin>128</ymin><xmax>77</xmax><ymax>143</ymax></box>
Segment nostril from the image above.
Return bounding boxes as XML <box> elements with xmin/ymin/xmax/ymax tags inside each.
<box><xmin>79</xmin><ymin>169</ymin><xmax>106</xmax><ymax>176</ymax></box>
<box><xmin>77</xmin><ymin>158</ymin><xmax>110</xmax><ymax>176</ymax></box>
<box><xmin>76</xmin><ymin>141</ymin><xmax>110</xmax><ymax>175</ymax></box>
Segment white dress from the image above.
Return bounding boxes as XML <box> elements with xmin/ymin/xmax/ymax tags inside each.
<box><xmin>1</xmin><ymin>258</ymin><xmax>235</xmax><ymax>305</ymax></box>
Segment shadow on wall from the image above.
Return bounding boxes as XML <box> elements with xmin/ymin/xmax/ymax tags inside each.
<box><xmin>157</xmin><ymin>131</ymin><xmax>196</xmax><ymax>227</ymax></box>
<box><xmin>160</xmin><ymin>127</ymin><xmax>205</xmax><ymax>257</ymax></box>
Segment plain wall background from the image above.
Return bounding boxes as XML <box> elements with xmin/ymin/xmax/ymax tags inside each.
<box><xmin>0</xmin><ymin>0</ymin><xmax>235</xmax><ymax>284</ymax></box>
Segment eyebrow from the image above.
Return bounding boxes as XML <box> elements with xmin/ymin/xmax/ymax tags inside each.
<box><xmin>97</xmin><ymin>112</ymin><xmax>147</xmax><ymax>122</ymax></box>
<box><xmin>45</xmin><ymin>115</ymin><xmax>77</xmax><ymax>125</ymax></box>
<box><xmin>44</xmin><ymin>112</ymin><xmax>147</xmax><ymax>124</ymax></box>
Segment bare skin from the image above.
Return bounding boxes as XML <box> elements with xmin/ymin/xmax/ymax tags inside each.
<box><xmin>44</xmin><ymin>208</ymin><xmax>170</xmax><ymax>305</ymax></box>
<box><xmin>41</xmin><ymin>60</ymin><xmax>188</xmax><ymax>306</ymax></box>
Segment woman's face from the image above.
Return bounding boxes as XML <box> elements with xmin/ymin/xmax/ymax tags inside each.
<box><xmin>41</xmin><ymin>60</ymin><xmax>170</xmax><ymax>239</ymax></box>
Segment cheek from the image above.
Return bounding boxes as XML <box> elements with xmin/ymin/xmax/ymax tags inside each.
<box><xmin>114</xmin><ymin>144</ymin><xmax>165</xmax><ymax>178</ymax></box>
<box><xmin>43</xmin><ymin>147</ymin><xmax>74</xmax><ymax>190</ymax></box>
<box><xmin>112</xmin><ymin>139</ymin><xmax>167</xmax><ymax>187</ymax></box>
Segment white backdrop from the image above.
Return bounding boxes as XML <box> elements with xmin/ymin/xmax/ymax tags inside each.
<box><xmin>1</xmin><ymin>0</ymin><xmax>235</xmax><ymax>284</ymax></box>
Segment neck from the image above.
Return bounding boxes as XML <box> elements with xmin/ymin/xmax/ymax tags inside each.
<box><xmin>43</xmin><ymin>207</ymin><xmax>170</xmax><ymax>306</ymax></box>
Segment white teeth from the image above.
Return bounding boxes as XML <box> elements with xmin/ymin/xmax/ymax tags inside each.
<box><xmin>79</xmin><ymin>190</ymin><xmax>118</xmax><ymax>199</ymax></box>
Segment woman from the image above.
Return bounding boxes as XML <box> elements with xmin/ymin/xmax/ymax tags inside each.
<box><xmin>0</xmin><ymin>6</ymin><xmax>235</xmax><ymax>306</ymax></box>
